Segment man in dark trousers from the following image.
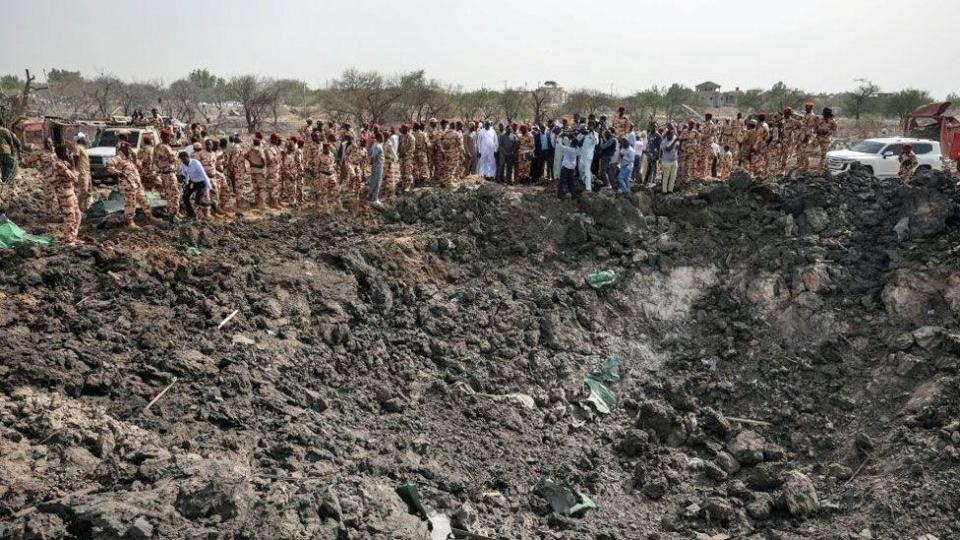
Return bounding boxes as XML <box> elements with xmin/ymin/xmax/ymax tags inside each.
<box><xmin>532</xmin><ymin>124</ymin><xmax>554</xmax><ymax>184</ymax></box>
<box><xmin>497</xmin><ymin>124</ymin><xmax>518</xmax><ymax>184</ymax></box>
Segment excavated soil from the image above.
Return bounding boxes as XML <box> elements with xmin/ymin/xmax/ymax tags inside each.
<box><xmin>1</xmin><ymin>166</ymin><xmax>960</xmax><ymax>540</ymax></box>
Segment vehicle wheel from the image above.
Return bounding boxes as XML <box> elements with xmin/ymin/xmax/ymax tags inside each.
<box><xmin>916</xmin><ymin>165</ymin><xmax>931</xmax><ymax>171</ymax></box>
<box><xmin>863</xmin><ymin>166</ymin><xmax>874</xmax><ymax>175</ymax></box>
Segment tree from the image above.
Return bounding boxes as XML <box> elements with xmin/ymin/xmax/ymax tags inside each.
<box><xmin>529</xmin><ymin>84</ymin><xmax>554</xmax><ymax>124</ymax></box>
<box><xmin>662</xmin><ymin>83</ymin><xmax>695</xmax><ymax>121</ymax></box>
<box><xmin>225</xmin><ymin>75</ymin><xmax>276</xmax><ymax>133</ymax></box>
<box><xmin>453</xmin><ymin>89</ymin><xmax>499</xmax><ymax>122</ymax></box>
<box><xmin>841</xmin><ymin>78</ymin><xmax>880</xmax><ymax>121</ymax></box>
<box><xmin>318</xmin><ymin>69</ymin><xmax>403</xmax><ymax>125</ymax></box>
<box><xmin>47</xmin><ymin>69</ymin><xmax>83</xmax><ymax>85</ymax></box>
<box><xmin>884</xmin><ymin>89</ymin><xmax>933</xmax><ymax>120</ymax></box>
<box><xmin>498</xmin><ymin>88</ymin><xmax>528</xmax><ymax>121</ymax></box>
<box><xmin>736</xmin><ymin>88</ymin><xmax>764</xmax><ymax>113</ymax></box>
<box><xmin>1</xmin><ymin>75</ymin><xmax>24</xmax><ymax>92</ymax></box>
<box><xmin>89</xmin><ymin>75</ymin><xmax>123</xmax><ymax>118</ymax></box>
<box><xmin>625</xmin><ymin>86</ymin><xmax>664</xmax><ymax>124</ymax></box>
<box><xmin>0</xmin><ymin>69</ymin><xmax>44</xmax><ymax>123</ymax></box>
<box><xmin>116</xmin><ymin>81</ymin><xmax>161</xmax><ymax>115</ymax></box>
<box><xmin>398</xmin><ymin>70</ymin><xmax>451</xmax><ymax>122</ymax></box>
<box><xmin>187</xmin><ymin>68</ymin><xmax>223</xmax><ymax>91</ymax></box>
<box><xmin>562</xmin><ymin>89</ymin><xmax>610</xmax><ymax>117</ymax></box>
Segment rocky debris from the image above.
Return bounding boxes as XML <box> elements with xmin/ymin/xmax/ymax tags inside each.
<box><xmin>2</xmin><ymin>174</ymin><xmax>960</xmax><ymax>538</ymax></box>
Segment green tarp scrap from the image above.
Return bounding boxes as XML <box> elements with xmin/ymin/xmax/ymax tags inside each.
<box><xmin>584</xmin><ymin>356</ymin><xmax>622</xmax><ymax>414</ymax></box>
<box><xmin>87</xmin><ymin>189</ymin><xmax>167</xmax><ymax>219</ymax></box>
<box><xmin>185</xmin><ymin>246</ymin><xmax>201</xmax><ymax>257</ymax></box>
<box><xmin>0</xmin><ymin>215</ymin><xmax>53</xmax><ymax>248</ymax></box>
<box><xmin>536</xmin><ymin>479</ymin><xmax>598</xmax><ymax>517</ymax></box>
<box><xmin>396</xmin><ymin>483</ymin><xmax>429</xmax><ymax>518</ymax></box>
<box><xmin>586</xmin><ymin>270</ymin><xmax>618</xmax><ymax>290</ymax></box>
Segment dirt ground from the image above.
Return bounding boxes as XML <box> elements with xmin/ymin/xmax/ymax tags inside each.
<box><xmin>2</xmin><ymin>162</ymin><xmax>960</xmax><ymax>539</ymax></box>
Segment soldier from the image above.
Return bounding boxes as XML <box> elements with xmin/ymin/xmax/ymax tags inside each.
<box><xmin>195</xmin><ymin>140</ymin><xmax>224</xmax><ymax>216</ymax></box>
<box><xmin>382</xmin><ymin>127</ymin><xmax>399</xmax><ymax>199</ymax></box>
<box><xmin>245</xmin><ymin>135</ymin><xmax>268</xmax><ymax>209</ymax></box>
<box><xmin>340</xmin><ymin>134</ymin><xmax>364</xmax><ymax>212</ymax></box>
<box><xmin>265</xmin><ymin>132</ymin><xmax>284</xmax><ymax>209</ymax></box>
<box><xmin>798</xmin><ymin>101</ymin><xmax>818</xmax><ymax>171</ymax></box>
<box><xmin>41</xmin><ymin>139</ymin><xmax>82</xmax><ymax>245</ymax></box>
<box><xmin>105</xmin><ymin>142</ymin><xmax>162</xmax><ymax>228</ymax></box>
<box><xmin>781</xmin><ymin>107</ymin><xmax>803</xmax><ymax>174</ymax></box>
<box><xmin>753</xmin><ymin>113</ymin><xmax>770</xmax><ymax>176</ymax></box>
<box><xmin>427</xmin><ymin>118</ymin><xmax>442</xmax><ymax>181</ymax></box>
<box><xmin>741</xmin><ymin>119</ymin><xmax>758</xmax><ymax>175</ymax></box>
<box><xmin>137</xmin><ymin>134</ymin><xmax>158</xmax><ymax>191</ymax></box>
<box><xmin>154</xmin><ymin>128</ymin><xmax>181</xmax><ymax>219</ymax></box>
<box><xmin>719</xmin><ymin>144</ymin><xmax>734</xmax><ymax>180</ymax></box>
<box><xmin>314</xmin><ymin>141</ymin><xmax>337</xmax><ymax>211</ymax></box>
<box><xmin>214</xmin><ymin>138</ymin><xmax>234</xmax><ymax>211</ymax></box>
<box><xmin>150</xmin><ymin>108</ymin><xmax>164</xmax><ymax>130</ymax></box>
<box><xmin>814</xmin><ymin>108</ymin><xmax>838</xmax><ymax>169</ymax></box>
<box><xmin>730</xmin><ymin>113</ymin><xmax>745</xmax><ymax>166</ymax></box>
<box><xmin>464</xmin><ymin>121</ymin><xmax>478</xmax><ymax>177</ymax></box>
<box><xmin>765</xmin><ymin>113</ymin><xmax>785</xmax><ymax>176</ymax></box>
<box><xmin>73</xmin><ymin>133</ymin><xmax>93</xmax><ymax>211</ymax></box>
<box><xmin>898</xmin><ymin>143</ymin><xmax>918</xmax><ymax>184</ymax></box>
<box><xmin>699</xmin><ymin>114</ymin><xmax>717</xmax><ymax>178</ymax></box>
<box><xmin>304</xmin><ymin>131</ymin><xmax>320</xmax><ymax>187</ymax></box>
<box><xmin>613</xmin><ymin>106</ymin><xmax>631</xmax><ymax>138</ymax></box>
<box><xmin>225</xmin><ymin>135</ymin><xmax>247</xmax><ymax>208</ymax></box>
<box><xmin>515</xmin><ymin>124</ymin><xmax>535</xmax><ymax>183</ymax></box>
<box><xmin>679</xmin><ymin>120</ymin><xmax>698</xmax><ymax>179</ymax></box>
<box><xmin>300</xmin><ymin>119</ymin><xmax>314</xmax><ymax>140</ymax></box>
<box><xmin>397</xmin><ymin>124</ymin><xmax>416</xmax><ymax>195</ymax></box>
<box><xmin>413</xmin><ymin>122</ymin><xmax>430</xmax><ymax>183</ymax></box>
<box><xmin>293</xmin><ymin>137</ymin><xmax>305</xmax><ymax>206</ymax></box>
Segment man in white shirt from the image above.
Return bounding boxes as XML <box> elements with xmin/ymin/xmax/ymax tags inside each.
<box><xmin>178</xmin><ymin>151</ymin><xmax>216</xmax><ymax>220</ymax></box>
<box><xmin>556</xmin><ymin>135</ymin><xmax>581</xmax><ymax>199</ymax></box>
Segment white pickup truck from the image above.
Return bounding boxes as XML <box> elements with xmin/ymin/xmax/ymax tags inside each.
<box><xmin>88</xmin><ymin>126</ymin><xmax>160</xmax><ymax>183</ymax></box>
<box><xmin>826</xmin><ymin>137</ymin><xmax>944</xmax><ymax>178</ymax></box>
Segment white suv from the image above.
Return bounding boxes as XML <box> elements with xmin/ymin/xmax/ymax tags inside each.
<box><xmin>826</xmin><ymin>137</ymin><xmax>943</xmax><ymax>177</ymax></box>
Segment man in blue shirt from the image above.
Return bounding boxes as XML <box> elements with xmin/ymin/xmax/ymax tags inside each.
<box><xmin>178</xmin><ymin>151</ymin><xmax>216</xmax><ymax>220</ymax></box>
<box><xmin>644</xmin><ymin>124</ymin><xmax>663</xmax><ymax>187</ymax></box>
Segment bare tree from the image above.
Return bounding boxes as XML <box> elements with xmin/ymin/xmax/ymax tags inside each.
<box><xmin>318</xmin><ymin>69</ymin><xmax>403</xmax><ymax>125</ymax></box>
<box><xmin>89</xmin><ymin>75</ymin><xmax>123</xmax><ymax>118</ymax></box>
<box><xmin>529</xmin><ymin>84</ymin><xmax>552</xmax><ymax>124</ymax></box>
<box><xmin>453</xmin><ymin>89</ymin><xmax>499</xmax><ymax>121</ymax></box>
<box><xmin>0</xmin><ymin>69</ymin><xmax>44</xmax><ymax>123</ymax></box>
<box><xmin>498</xmin><ymin>88</ymin><xmax>528</xmax><ymax>122</ymax></box>
<box><xmin>841</xmin><ymin>78</ymin><xmax>880</xmax><ymax>122</ymax></box>
<box><xmin>225</xmin><ymin>75</ymin><xmax>275</xmax><ymax>133</ymax></box>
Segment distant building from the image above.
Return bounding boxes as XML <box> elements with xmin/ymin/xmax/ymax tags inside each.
<box><xmin>696</xmin><ymin>81</ymin><xmax>738</xmax><ymax>109</ymax></box>
<box><xmin>538</xmin><ymin>81</ymin><xmax>567</xmax><ymax>108</ymax></box>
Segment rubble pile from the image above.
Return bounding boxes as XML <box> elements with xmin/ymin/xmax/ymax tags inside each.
<box><xmin>1</xmin><ymin>168</ymin><xmax>959</xmax><ymax>538</ymax></box>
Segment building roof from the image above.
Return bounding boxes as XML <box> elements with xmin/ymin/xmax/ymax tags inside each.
<box><xmin>696</xmin><ymin>81</ymin><xmax>721</xmax><ymax>91</ymax></box>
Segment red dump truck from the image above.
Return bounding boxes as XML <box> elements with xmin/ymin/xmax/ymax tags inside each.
<box><xmin>902</xmin><ymin>102</ymin><xmax>960</xmax><ymax>163</ymax></box>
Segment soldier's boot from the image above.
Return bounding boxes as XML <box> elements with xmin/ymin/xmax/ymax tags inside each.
<box><xmin>125</xmin><ymin>218</ymin><xmax>140</xmax><ymax>230</ymax></box>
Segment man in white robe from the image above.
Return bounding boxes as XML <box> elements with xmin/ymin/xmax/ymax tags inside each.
<box><xmin>477</xmin><ymin>122</ymin><xmax>498</xmax><ymax>180</ymax></box>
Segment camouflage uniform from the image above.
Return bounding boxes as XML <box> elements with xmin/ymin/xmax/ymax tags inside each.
<box><xmin>73</xmin><ymin>144</ymin><xmax>93</xmax><ymax>211</ymax></box>
<box><xmin>105</xmin><ymin>154</ymin><xmax>151</xmax><ymax>222</ymax></box>
<box><xmin>698</xmin><ymin>122</ymin><xmax>716</xmax><ymax>178</ymax></box>
<box><xmin>341</xmin><ymin>142</ymin><xmax>365</xmax><ymax>208</ymax></box>
<box><xmin>42</xmin><ymin>154</ymin><xmax>81</xmax><ymax>243</ymax></box>
<box><xmin>515</xmin><ymin>132</ymin><xmax>535</xmax><ymax>181</ymax></box>
<box><xmin>398</xmin><ymin>131</ymin><xmax>416</xmax><ymax>192</ymax></box>
<box><xmin>214</xmin><ymin>150</ymin><xmax>233</xmax><ymax>210</ymax></box>
<box><xmin>314</xmin><ymin>150</ymin><xmax>337</xmax><ymax>210</ymax></box>
<box><xmin>428</xmin><ymin>127</ymin><xmax>442</xmax><ymax>181</ymax></box>
<box><xmin>245</xmin><ymin>145</ymin><xmax>268</xmax><ymax>208</ymax></box>
<box><xmin>798</xmin><ymin>111</ymin><xmax>818</xmax><ymax>171</ymax></box>
<box><xmin>154</xmin><ymin>142</ymin><xmax>181</xmax><ymax>217</ymax></box>
<box><xmin>814</xmin><ymin>117</ymin><xmax>838</xmax><ymax>168</ymax></box>
<box><xmin>137</xmin><ymin>146</ymin><xmax>158</xmax><ymax>191</ymax></box>
<box><xmin>280</xmin><ymin>148</ymin><xmax>303</xmax><ymax>206</ymax></box>
<box><xmin>898</xmin><ymin>150</ymin><xmax>918</xmax><ymax>184</ymax></box>
<box><xmin>753</xmin><ymin>122</ymin><xmax>770</xmax><ymax>176</ymax></box>
<box><xmin>265</xmin><ymin>144</ymin><xmax>283</xmax><ymax>206</ymax></box>
<box><xmin>226</xmin><ymin>143</ymin><xmax>247</xmax><ymax>207</ymax></box>
<box><xmin>781</xmin><ymin>115</ymin><xmax>804</xmax><ymax>173</ymax></box>
<box><xmin>413</xmin><ymin>131</ymin><xmax>430</xmax><ymax>180</ymax></box>
<box><xmin>719</xmin><ymin>150</ymin><xmax>734</xmax><ymax>180</ymax></box>
<box><xmin>382</xmin><ymin>138</ymin><xmax>398</xmax><ymax>199</ymax></box>
<box><xmin>679</xmin><ymin>128</ymin><xmax>699</xmax><ymax>179</ymax></box>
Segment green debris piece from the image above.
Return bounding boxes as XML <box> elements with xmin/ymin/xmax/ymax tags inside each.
<box><xmin>586</xmin><ymin>270</ymin><xmax>619</xmax><ymax>290</ymax></box>
<box><xmin>0</xmin><ymin>216</ymin><xmax>53</xmax><ymax>248</ymax></box>
<box><xmin>396</xmin><ymin>483</ymin><xmax>428</xmax><ymax>518</ymax></box>
<box><xmin>87</xmin><ymin>189</ymin><xmax>167</xmax><ymax>219</ymax></box>
<box><xmin>185</xmin><ymin>246</ymin><xmax>201</xmax><ymax>257</ymax></box>
<box><xmin>584</xmin><ymin>356</ymin><xmax>622</xmax><ymax>414</ymax></box>
<box><xmin>536</xmin><ymin>479</ymin><xmax>598</xmax><ymax>517</ymax></box>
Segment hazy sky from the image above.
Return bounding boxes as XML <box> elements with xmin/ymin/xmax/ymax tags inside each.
<box><xmin>4</xmin><ymin>0</ymin><xmax>959</xmax><ymax>98</ymax></box>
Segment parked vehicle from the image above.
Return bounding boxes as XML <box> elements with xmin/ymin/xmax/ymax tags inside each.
<box><xmin>902</xmin><ymin>102</ymin><xmax>959</xmax><ymax>160</ymax></box>
<box><xmin>826</xmin><ymin>138</ymin><xmax>943</xmax><ymax>177</ymax></box>
<box><xmin>88</xmin><ymin>126</ymin><xmax>160</xmax><ymax>182</ymax></box>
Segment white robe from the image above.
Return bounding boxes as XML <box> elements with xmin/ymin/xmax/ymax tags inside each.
<box><xmin>477</xmin><ymin>128</ymin><xmax>498</xmax><ymax>178</ymax></box>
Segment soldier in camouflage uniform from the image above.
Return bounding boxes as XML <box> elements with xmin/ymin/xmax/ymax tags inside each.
<box><xmin>814</xmin><ymin>108</ymin><xmax>838</xmax><ymax>169</ymax></box>
<box><xmin>413</xmin><ymin>122</ymin><xmax>430</xmax><ymax>183</ymax></box>
<box><xmin>381</xmin><ymin>127</ymin><xmax>399</xmax><ymax>199</ymax></box>
<box><xmin>137</xmin><ymin>134</ymin><xmax>159</xmax><ymax>191</ymax></box>
<box><xmin>41</xmin><ymin>139</ymin><xmax>82</xmax><ymax>245</ymax></box>
<box><xmin>780</xmin><ymin>108</ymin><xmax>803</xmax><ymax>174</ymax></box>
<box><xmin>515</xmin><ymin>124</ymin><xmax>535</xmax><ymax>183</ymax></box>
<box><xmin>73</xmin><ymin>134</ymin><xmax>93</xmax><ymax>211</ymax></box>
<box><xmin>427</xmin><ymin>118</ymin><xmax>442</xmax><ymax>181</ymax></box>
<box><xmin>154</xmin><ymin>129</ymin><xmax>181</xmax><ymax>219</ymax></box>
<box><xmin>245</xmin><ymin>136</ymin><xmax>268</xmax><ymax>209</ymax></box>
<box><xmin>397</xmin><ymin>124</ymin><xmax>416</xmax><ymax>194</ymax></box>
<box><xmin>265</xmin><ymin>133</ymin><xmax>284</xmax><ymax>209</ymax></box>
<box><xmin>797</xmin><ymin>101</ymin><xmax>818</xmax><ymax>171</ymax></box>
<box><xmin>314</xmin><ymin>141</ymin><xmax>338</xmax><ymax>212</ymax></box>
<box><xmin>699</xmin><ymin>114</ymin><xmax>717</xmax><ymax>178</ymax></box>
<box><xmin>106</xmin><ymin>142</ymin><xmax>162</xmax><ymax>228</ymax></box>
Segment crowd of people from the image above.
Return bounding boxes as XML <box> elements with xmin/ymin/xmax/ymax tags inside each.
<box><xmin>4</xmin><ymin>100</ymin><xmax>947</xmax><ymax>247</ymax></box>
